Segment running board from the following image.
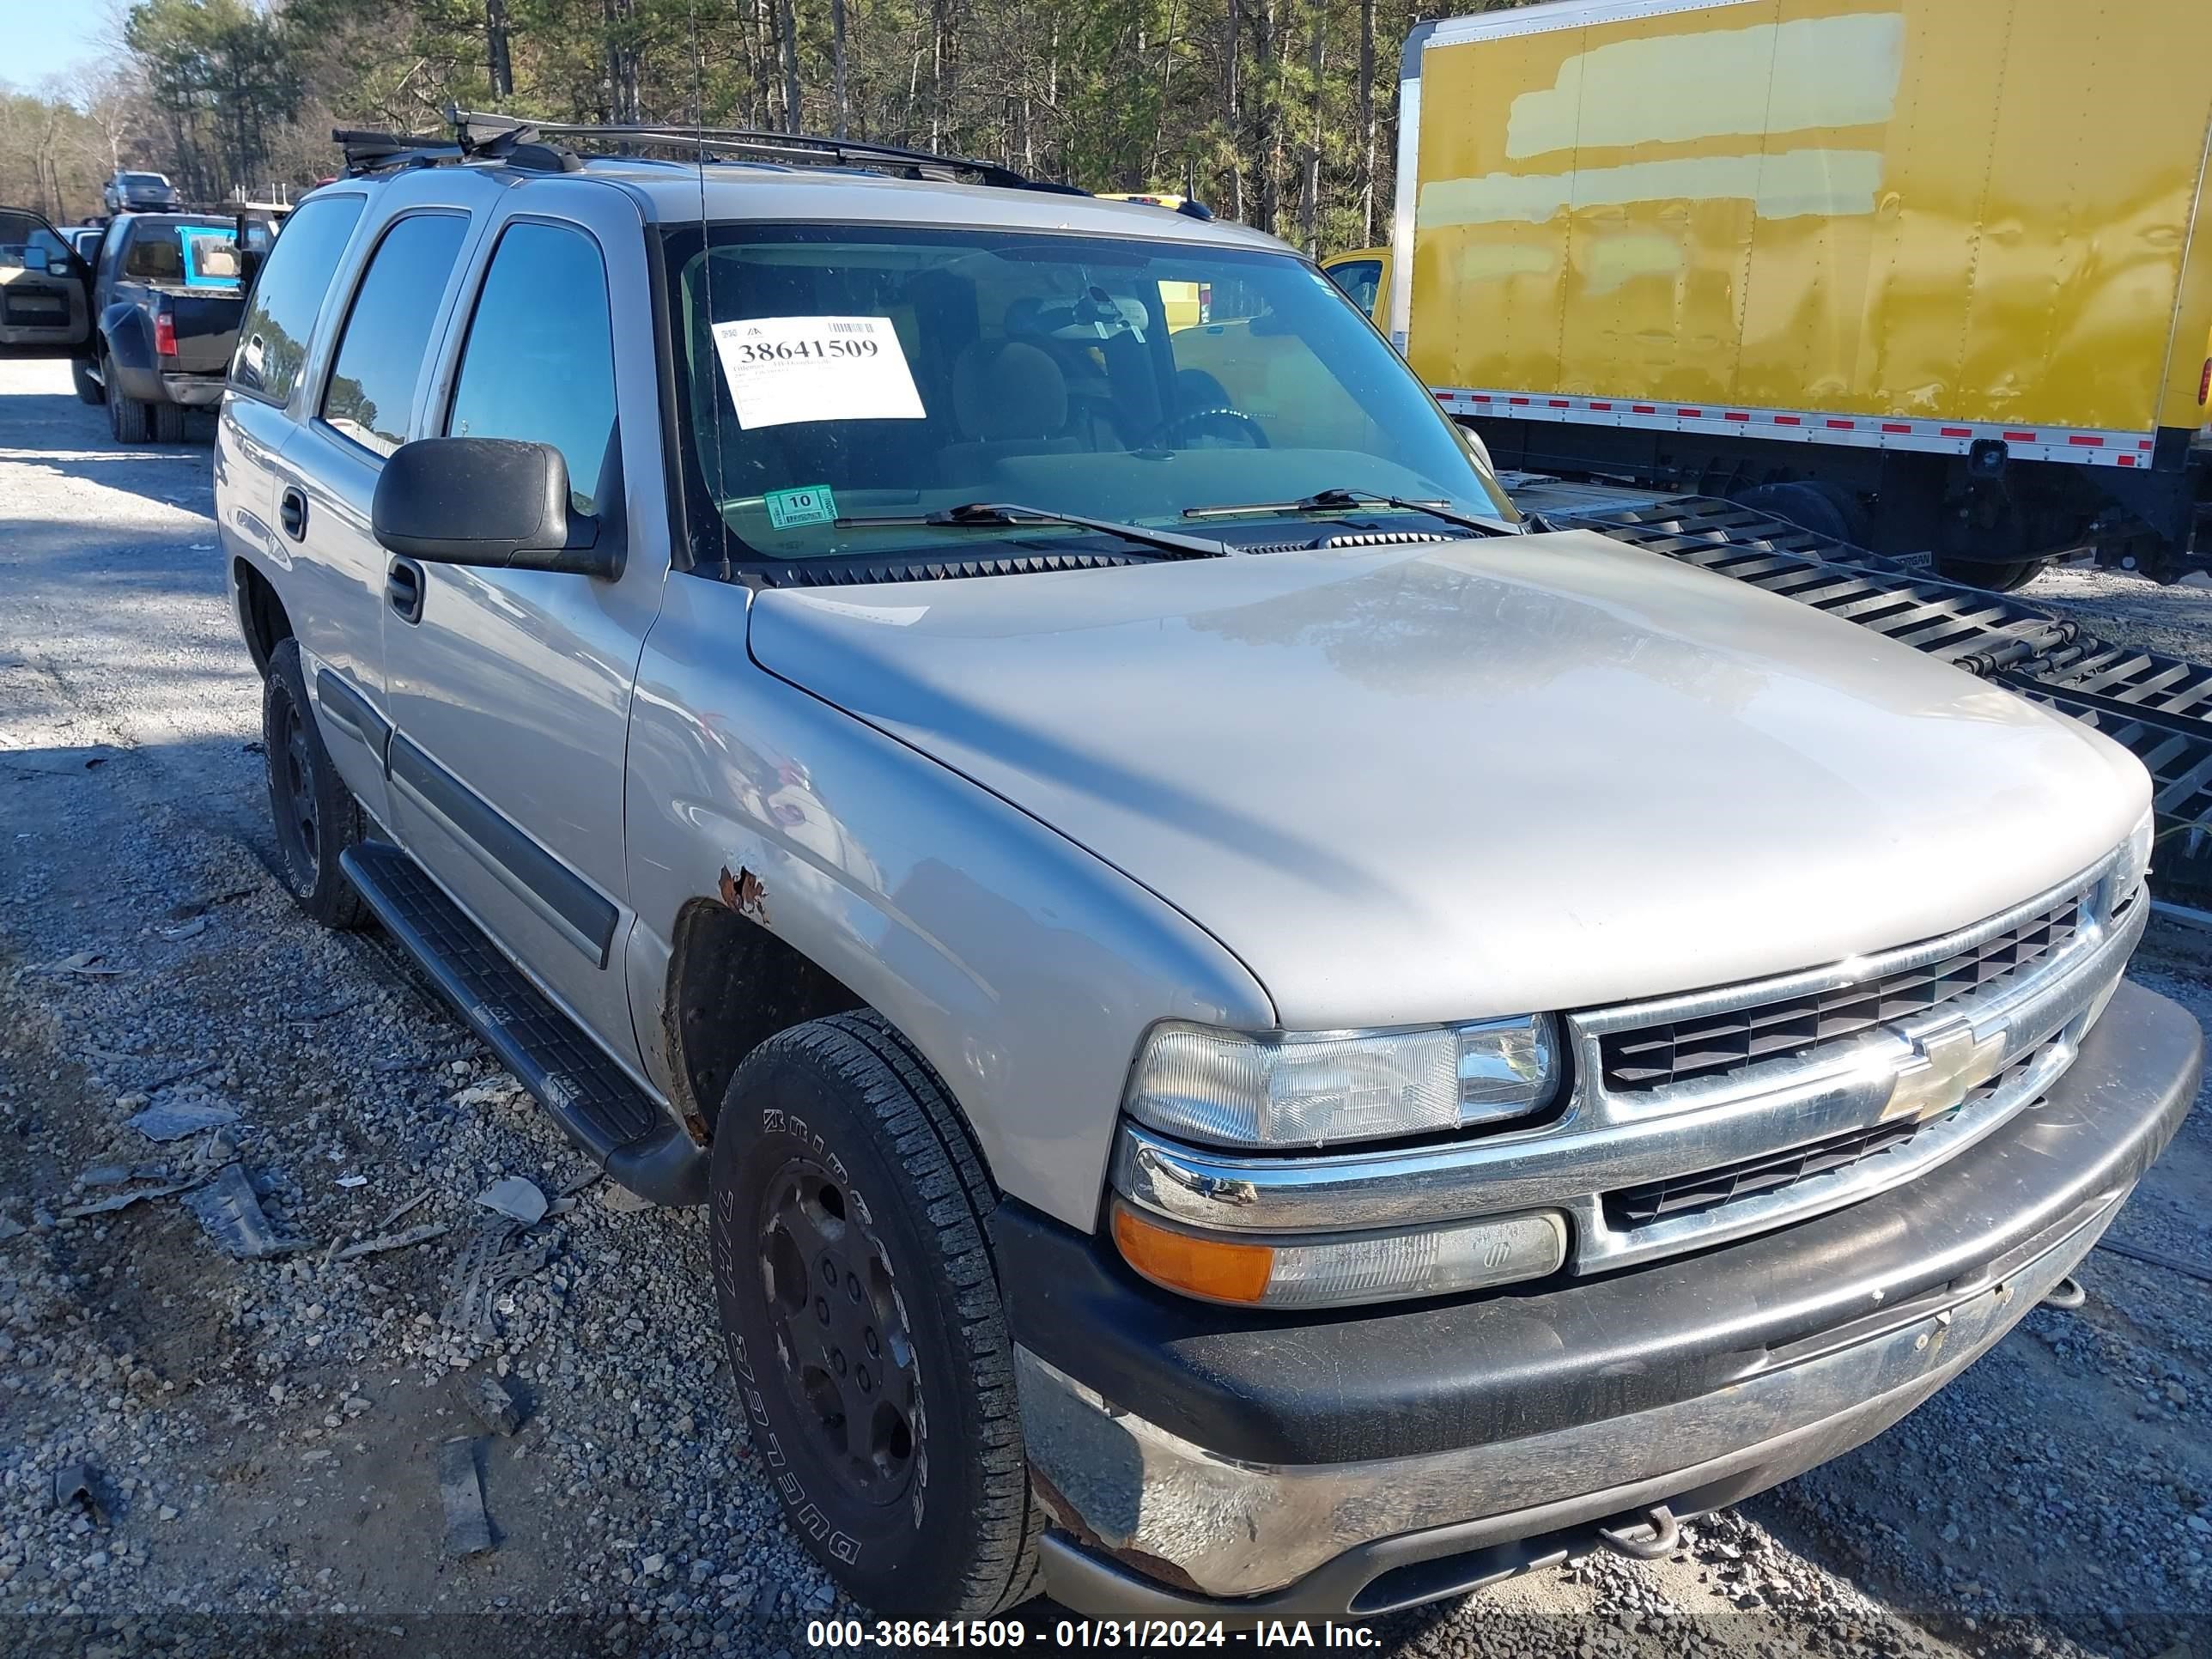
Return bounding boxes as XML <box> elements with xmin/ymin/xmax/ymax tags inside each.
<box><xmin>341</xmin><ymin>841</ymin><xmax>707</xmax><ymax>1206</ymax></box>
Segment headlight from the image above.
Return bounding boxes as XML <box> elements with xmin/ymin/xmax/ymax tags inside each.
<box><xmin>2113</xmin><ymin>805</ymin><xmax>2154</xmax><ymax>906</ymax></box>
<box><xmin>1123</xmin><ymin>1014</ymin><xmax>1559</xmax><ymax>1149</ymax></box>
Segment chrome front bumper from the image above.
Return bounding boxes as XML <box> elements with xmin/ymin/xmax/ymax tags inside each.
<box><xmin>1013</xmin><ymin>978</ymin><xmax>2198</xmax><ymax>1617</ymax></box>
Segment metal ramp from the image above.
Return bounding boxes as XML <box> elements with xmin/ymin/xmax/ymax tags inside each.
<box><xmin>1537</xmin><ymin>489</ymin><xmax>2212</xmax><ymax>908</ymax></box>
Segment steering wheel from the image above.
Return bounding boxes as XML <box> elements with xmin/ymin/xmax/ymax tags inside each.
<box><xmin>1142</xmin><ymin>406</ymin><xmax>1271</xmax><ymax>451</ymax></box>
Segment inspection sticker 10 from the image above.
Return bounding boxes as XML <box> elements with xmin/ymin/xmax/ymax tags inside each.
<box><xmin>710</xmin><ymin>316</ymin><xmax>926</xmax><ymax>430</ymax></box>
<box><xmin>765</xmin><ymin>485</ymin><xmax>838</xmax><ymax>529</ymax></box>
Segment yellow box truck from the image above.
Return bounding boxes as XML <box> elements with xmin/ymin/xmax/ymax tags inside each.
<box><xmin>1360</xmin><ymin>0</ymin><xmax>2212</xmax><ymax>587</ymax></box>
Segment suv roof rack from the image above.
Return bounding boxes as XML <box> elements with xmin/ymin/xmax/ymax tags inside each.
<box><xmin>334</xmin><ymin>109</ymin><xmax>1087</xmax><ymax>196</ymax></box>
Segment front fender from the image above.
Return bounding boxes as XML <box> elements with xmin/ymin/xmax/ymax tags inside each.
<box><xmin>623</xmin><ymin>574</ymin><xmax>1274</xmax><ymax>1232</ymax></box>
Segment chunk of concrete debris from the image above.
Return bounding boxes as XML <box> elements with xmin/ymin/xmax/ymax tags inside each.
<box><xmin>475</xmin><ymin>1176</ymin><xmax>547</xmax><ymax>1227</ymax></box>
<box><xmin>461</xmin><ymin>1370</ymin><xmax>524</xmax><ymax>1437</ymax></box>
<box><xmin>127</xmin><ymin>1100</ymin><xmax>240</xmax><ymax>1143</ymax></box>
<box><xmin>437</xmin><ymin>1437</ymin><xmax>494</xmax><ymax>1556</ymax></box>
<box><xmin>599</xmin><ymin>1183</ymin><xmax>653</xmax><ymax>1214</ymax></box>
<box><xmin>184</xmin><ymin>1164</ymin><xmax>310</xmax><ymax>1259</ymax></box>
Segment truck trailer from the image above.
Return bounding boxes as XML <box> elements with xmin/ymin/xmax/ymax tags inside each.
<box><xmin>1345</xmin><ymin>0</ymin><xmax>2212</xmax><ymax>588</ymax></box>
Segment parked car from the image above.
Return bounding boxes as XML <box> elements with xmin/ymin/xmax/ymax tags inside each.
<box><xmin>102</xmin><ymin>169</ymin><xmax>180</xmax><ymax>213</ymax></box>
<box><xmin>215</xmin><ymin>115</ymin><xmax>2198</xmax><ymax>1625</ymax></box>
<box><xmin>76</xmin><ymin>212</ymin><xmax>252</xmax><ymax>441</ymax></box>
<box><xmin>0</xmin><ymin>206</ymin><xmax>92</xmax><ymax>355</ymax></box>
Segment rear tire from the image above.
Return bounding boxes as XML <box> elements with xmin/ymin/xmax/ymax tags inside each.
<box><xmin>106</xmin><ymin>354</ymin><xmax>150</xmax><ymax>444</ymax></box>
<box><xmin>152</xmin><ymin>399</ymin><xmax>188</xmax><ymax>443</ymax></box>
<box><xmin>263</xmin><ymin>639</ymin><xmax>371</xmax><ymax>931</ymax></box>
<box><xmin>708</xmin><ymin>1012</ymin><xmax>1042</xmax><ymax>1617</ymax></box>
<box><xmin>1936</xmin><ymin>556</ymin><xmax>2051</xmax><ymax>592</ymax></box>
<box><xmin>1733</xmin><ymin>481</ymin><xmax>1856</xmax><ymax>548</ymax></box>
<box><xmin>71</xmin><ymin>357</ymin><xmax>105</xmax><ymax>405</ymax></box>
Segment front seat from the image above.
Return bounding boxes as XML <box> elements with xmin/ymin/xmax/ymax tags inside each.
<box><xmin>939</xmin><ymin>340</ymin><xmax>1076</xmax><ymax>481</ymax></box>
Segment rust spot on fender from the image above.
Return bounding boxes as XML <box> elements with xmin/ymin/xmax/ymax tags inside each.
<box><xmin>717</xmin><ymin>865</ymin><xmax>769</xmax><ymax>924</ymax></box>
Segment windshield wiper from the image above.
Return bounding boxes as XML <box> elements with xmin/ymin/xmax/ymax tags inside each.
<box><xmin>1182</xmin><ymin>487</ymin><xmax>1522</xmax><ymax>538</ymax></box>
<box><xmin>839</xmin><ymin>501</ymin><xmax>1234</xmax><ymax>560</ymax></box>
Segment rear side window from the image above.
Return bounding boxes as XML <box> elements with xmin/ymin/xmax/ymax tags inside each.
<box><xmin>319</xmin><ymin>213</ymin><xmax>470</xmax><ymax>458</ymax></box>
<box><xmin>230</xmin><ymin>194</ymin><xmax>366</xmax><ymax>407</ymax></box>
<box><xmin>446</xmin><ymin>222</ymin><xmax>617</xmax><ymax>514</ymax></box>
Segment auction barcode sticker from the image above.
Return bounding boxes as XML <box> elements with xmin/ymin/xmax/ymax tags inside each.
<box><xmin>709</xmin><ymin>316</ymin><xmax>926</xmax><ymax>430</ymax></box>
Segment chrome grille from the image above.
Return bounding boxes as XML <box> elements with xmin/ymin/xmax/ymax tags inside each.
<box><xmin>1112</xmin><ymin>845</ymin><xmax>2146</xmax><ymax>1278</ymax></box>
<box><xmin>1601</xmin><ymin>1039</ymin><xmax>2053</xmax><ymax>1230</ymax></box>
<box><xmin>1599</xmin><ymin>895</ymin><xmax>2081</xmax><ymax>1091</ymax></box>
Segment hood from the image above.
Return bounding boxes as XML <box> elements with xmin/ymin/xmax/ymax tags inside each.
<box><xmin>749</xmin><ymin>532</ymin><xmax>2148</xmax><ymax>1028</ymax></box>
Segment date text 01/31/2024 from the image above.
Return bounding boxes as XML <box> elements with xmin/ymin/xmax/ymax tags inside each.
<box><xmin>805</xmin><ymin>1620</ymin><xmax>1383</xmax><ymax>1649</ymax></box>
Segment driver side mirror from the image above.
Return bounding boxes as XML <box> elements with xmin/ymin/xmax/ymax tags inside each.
<box><xmin>372</xmin><ymin>437</ymin><xmax>621</xmax><ymax>580</ymax></box>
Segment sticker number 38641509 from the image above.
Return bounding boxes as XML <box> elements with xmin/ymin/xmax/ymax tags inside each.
<box><xmin>709</xmin><ymin>315</ymin><xmax>927</xmax><ymax>431</ymax></box>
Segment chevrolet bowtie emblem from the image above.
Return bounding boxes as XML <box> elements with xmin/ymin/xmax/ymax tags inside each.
<box><xmin>1881</xmin><ymin>1022</ymin><xmax>2008</xmax><ymax>1123</ymax></box>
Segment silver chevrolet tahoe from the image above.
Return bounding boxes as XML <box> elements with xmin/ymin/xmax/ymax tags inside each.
<box><xmin>215</xmin><ymin>114</ymin><xmax>2199</xmax><ymax>1623</ymax></box>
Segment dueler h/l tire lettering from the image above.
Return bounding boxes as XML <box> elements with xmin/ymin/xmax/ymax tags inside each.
<box><xmin>708</xmin><ymin>1011</ymin><xmax>1042</xmax><ymax>1615</ymax></box>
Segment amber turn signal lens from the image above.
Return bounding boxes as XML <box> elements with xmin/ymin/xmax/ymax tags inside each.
<box><xmin>1112</xmin><ymin>1203</ymin><xmax>1274</xmax><ymax>1304</ymax></box>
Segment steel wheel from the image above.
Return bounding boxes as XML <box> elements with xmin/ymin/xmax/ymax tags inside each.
<box><xmin>757</xmin><ymin>1158</ymin><xmax>922</xmax><ymax>1507</ymax></box>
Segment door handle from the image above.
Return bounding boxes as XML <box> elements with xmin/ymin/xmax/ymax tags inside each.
<box><xmin>279</xmin><ymin>485</ymin><xmax>307</xmax><ymax>541</ymax></box>
<box><xmin>386</xmin><ymin>557</ymin><xmax>426</xmax><ymax>624</ymax></box>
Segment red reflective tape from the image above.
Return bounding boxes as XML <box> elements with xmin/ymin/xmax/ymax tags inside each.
<box><xmin>1632</xmin><ymin>404</ymin><xmax>1656</xmax><ymax>414</ymax></box>
<box><xmin>1940</xmin><ymin>427</ymin><xmax>1971</xmax><ymax>438</ymax></box>
<box><xmin>1772</xmin><ymin>414</ymin><xmax>1802</xmax><ymax>425</ymax></box>
<box><xmin>2119</xmin><ymin>453</ymin><xmax>2137</xmax><ymax>466</ymax></box>
<box><xmin>1549</xmin><ymin>398</ymin><xmax>1570</xmax><ymax>408</ymax></box>
<box><xmin>2141</xmin><ymin>439</ymin><xmax>2154</xmax><ymax>448</ymax></box>
<box><xmin>1509</xmin><ymin>396</ymin><xmax>1531</xmax><ymax>405</ymax></box>
<box><xmin>2068</xmin><ymin>434</ymin><xmax>2103</xmax><ymax>447</ymax></box>
<box><xmin>1724</xmin><ymin>410</ymin><xmax>1750</xmax><ymax>422</ymax></box>
<box><xmin>1470</xmin><ymin>393</ymin><xmax>1491</xmax><ymax>402</ymax></box>
<box><xmin>1881</xmin><ymin>422</ymin><xmax>1911</xmax><ymax>434</ymax></box>
<box><xmin>2003</xmin><ymin>430</ymin><xmax>2035</xmax><ymax>441</ymax></box>
<box><xmin>1827</xmin><ymin>419</ymin><xmax>1855</xmax><ymax>429</ymax></box>
<box><xmin>1589</xmin><ymin>401</ymin><xmax>1613</xmax><ymax>410</ymax></box>
<box><xmin>1677</xmin><ymin>407</ymin><xmax>1703</xmax><ymax>417</ymax></box>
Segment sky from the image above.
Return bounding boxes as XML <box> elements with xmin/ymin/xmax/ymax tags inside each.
<box><xmin>0</xmin><ymin>0</ymin><xmax>112</xmax><ymax>94</ymax></box>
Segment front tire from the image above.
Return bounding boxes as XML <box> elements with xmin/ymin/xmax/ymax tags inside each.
<box><xmin>1936</xmin><ymin>556</ymin><xmax>2051</xmax><ymax>592</ymax></box>
<box><xmin>262</xmin><ymin>639</ymin><xmax>371</xmax><ymax>930</ymax></box>
<box><xmin>71</xmin><ymin>356</ymin><xmax>105</xmax><ymax>405</ymax></box>
<box><xmin>708</xmin><ymin>1012</ymin><xmax>1042</xmax><ymax>1616</ymax></box>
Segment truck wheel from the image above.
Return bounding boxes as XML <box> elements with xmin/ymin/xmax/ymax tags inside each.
<box><xmin>71</xmin><ymin>357</ymin><xmax>105</xmax><ymax>406</ymax></box>
<box><xmin>152</xmin><ymin>400</ymin><xmax>188</xmax><ymax>444</ymax></box>
<box><xmin>262</xmin><ymin>639</ymin><xmax>371</xmax><ymax>930</ymax></box>
<box><xmin>708</xmin><ymin>1012</ymin><xmax>1042</xmax><ymax>1617</ymax></box>
<box><xmin>1733</xmin><ymin>481</ymin><xmax>1856</xmax><ymax>548</ymax></box>
<box><xmin>106</xmin><ymin>354</ymin><xmax>151</xmax><ymax>444</ymax></box>
<box><xmin>1935</xmin><ymin>556</ymin><xmax>2051</xmax><ymax>593</ymax></box>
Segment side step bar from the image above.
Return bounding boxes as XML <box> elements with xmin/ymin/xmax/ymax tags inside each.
<box><xmin>341</xmin><ymin>841</ymin><xmax>708</xmax><ymax>1206</ymax></box>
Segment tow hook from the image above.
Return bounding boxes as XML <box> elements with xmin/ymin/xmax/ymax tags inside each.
<box><xmin>1595</xmin><ymin>1504</ymin><xmax>1680</xmax><ymax>1561</ymax></box>
<box><xmin>2042</xmin><ymin>1274</ymin><xmax>2087</xmax><ymax>1310</ymax></box>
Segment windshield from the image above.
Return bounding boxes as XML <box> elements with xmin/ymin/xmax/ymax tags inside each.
<box><xmin>663</xmin><ymin>222</ymin><xmax>1512</xmax><ymax>574</ymax></box>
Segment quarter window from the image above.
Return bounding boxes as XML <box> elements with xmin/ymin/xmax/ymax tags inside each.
<box><xmin>447</xmin><ymin>222</ymin><xmax>618</xmax><ymax>514</ymax></box>
<box><xmin>319</xmin><ymin>213</ymin><xmax>470</xmax><ymax>458</ymax></box>
<box><xmin>229</xmin><ymin>193</ymin><xmax>366</xmax><ymax>406</ymax></box>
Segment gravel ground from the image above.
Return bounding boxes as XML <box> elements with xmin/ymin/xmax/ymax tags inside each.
<box><xmin>1</xmin><ymin>355</ymin><xmax>2208</xmax><ymax>1659</ymax></box>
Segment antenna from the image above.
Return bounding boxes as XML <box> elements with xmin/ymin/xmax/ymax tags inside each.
<box><xmin>690</xmin><ymin>0</ymin><xmax>730</xmax><ymax>580</ymax></box>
